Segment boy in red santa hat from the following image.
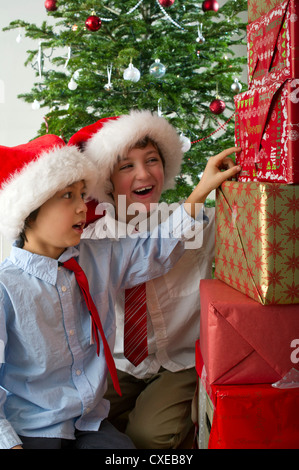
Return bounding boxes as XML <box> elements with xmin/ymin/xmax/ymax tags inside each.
<box><xmin>69</xmin><ymin>110</ymin><xmax>241</xmax><ymax>449</ymax></box>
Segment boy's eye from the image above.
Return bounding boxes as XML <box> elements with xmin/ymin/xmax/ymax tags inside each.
<box><xmin>119</xmin><ymin>163</ymin><xmax>133</xmax><ymax>171</ymax></box>
<box><xmin>63</xmin><ymin>192</ymin><xmax>72</xmax><ymax>199</ymax></box>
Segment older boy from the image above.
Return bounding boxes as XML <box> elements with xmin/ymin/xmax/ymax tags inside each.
<box><xmin>69</xmin><ymin>110</ymin><xmax>241</xmax><ymax>448</ymax></box>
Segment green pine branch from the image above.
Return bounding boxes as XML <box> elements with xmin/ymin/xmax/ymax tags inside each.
<box><xmin>3</xmin><ymin>0</ymin><xmax>248</xmax><ymax>202</ymax></box>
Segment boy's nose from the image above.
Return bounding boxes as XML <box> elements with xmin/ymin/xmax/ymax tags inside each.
<box><xmin>77</xmin><ymin>199</ymin><xmax>87</xmax><ymax>213</ymax></box>
<box><xmin>136</xmin><ymin>163</ymin><xmax>150</xmax><ymax>179</ymax></box>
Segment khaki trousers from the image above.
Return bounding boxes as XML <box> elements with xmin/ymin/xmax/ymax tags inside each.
<box><xmin>105</xmin><ymin>367</ymin><xmax>197</xmax><ymax>449</ymax></box>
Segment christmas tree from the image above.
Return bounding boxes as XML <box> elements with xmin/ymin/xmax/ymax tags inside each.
<box><xmin>3</xmin><ymin>0</ymin><xmax>247</xmax><ymax>203</ymax></box>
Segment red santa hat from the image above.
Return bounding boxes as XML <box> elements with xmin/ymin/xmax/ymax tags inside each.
<box><xmin>68</xmin><ymin>110</ymin><xmax>184</xmax><ymax>204</ymax></box>
<box><xmin>0</xmin><ymin>134</ymin><xmax>96</xmax><ymax>240</ymax></box>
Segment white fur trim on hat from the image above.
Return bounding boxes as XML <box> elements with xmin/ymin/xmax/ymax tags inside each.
<box><xmin>0</xmin><ymin>145</ymin><xmax>96</xmax><ymax>240</ymax></box>
<box><xmin>84</xmin><ymin>110</ymin><xmax>183</xmax><ymax>203</ymax></box>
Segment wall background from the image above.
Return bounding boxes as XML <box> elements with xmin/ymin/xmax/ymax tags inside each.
<box><xmin>0</xmin><ymin>1</ymin><xmax>247</xmax><ymax>261</ymax></box>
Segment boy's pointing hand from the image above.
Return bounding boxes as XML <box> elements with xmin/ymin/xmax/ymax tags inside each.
<box><xmin>184</xmin><ymin>146</ymin><xmax>242</xmax><ymax>218</ymax></box>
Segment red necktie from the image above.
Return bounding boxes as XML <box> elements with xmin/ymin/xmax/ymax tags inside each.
<box><xmin>62</xmin><ymin>258</ymin><xmax>121</xmax><ymax>396</ymax></box>
<box><xmin>124</xmin><ymin>283</ymin><xmax>148</xmax><ymax>366</ymax></box>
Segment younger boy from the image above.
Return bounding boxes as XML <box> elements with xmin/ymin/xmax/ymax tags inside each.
<box><xmin>0</xmin><ymin>134</ymin><xmax>210</xmax><ymax>449</ymax></box>
<box><xmin>69</xmin><ymin>110</ymin><xmax>241</xmax><ymax>448</ymax></box>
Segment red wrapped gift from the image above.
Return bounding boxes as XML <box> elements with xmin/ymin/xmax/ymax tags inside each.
<box><xmin>209</xmin><ymin>383</ymin><xmax>299</xmax><ymax>449</ymax></box>
<box><xmin>248</xmin><ymin>0</ymin><xmax>299</xmax><ymax>88</ymax></box>
<box><xmin>195</xmin><ymin>340</ymin><xmax>299</xmax><ymax>449</ymax></box>
<box><xmin>248</xmin><ymin>0</ymin><xmax>284</xmax><ymax>23</ymax></box>
<box><xmin>234</xmin><ymin>73</ymin><xmax>299</xmax><ymax>184</ymax></box>
<box><xmin>199</xmin><ymin>279</ymin><xmax>299</xmax><ymax>385</ymax></box>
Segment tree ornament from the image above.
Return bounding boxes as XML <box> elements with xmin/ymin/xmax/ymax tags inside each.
<box><xmin>44</xmin><ymin>0</ymin><xmax>58</xmax><ymax>12</ymax></box>
<box><xmin>85</xmin><ymin>12</ymin><xmax>102</xmax><ymax>32</ymax></box>
<box><xmin>157</xmin><ymin>98</ymin><xmax>163</xmax><ymax>117</ymax></box>
<box><xmin>158</xmin><ymin>0</ymin><xmax>175</xmax><ymax>7</ymax></box>
<box><xmin>32</xmin><ymin>99</ymin><xmax>40</xmax><ymax>110</ymax></box>
<box><xmin>231</xmin><ymin>78</ymin><xmax>242</xmax><ymax>94</ymax></box>
<box><xmin>16</xmin><ymin>32</ymin><xmax>22</xmax><ymax>43</ymax></box>
<box><xmin>68</xmin><ymin>77</ymin><xmax>78</xmax><ymax>90</ymax></box>
<box><xmin>123</xmin><ymin>62</ymin><xmax>140</xmax><ymax>82</ymax></box>
<box><xmin>104</xmin><ymin>83</ymin><xmax>113</xmax><ymax>92</ymax></box>
<box><xmin>73</xmin><ymin>69</ymin><xmax>82</xmax><ymax>81</ymax></box>
<box><xmin>209</xmin><ymin>98</ymin><xmax>225</xmax><ymax>115</ymax></box>
<box><xmin>202</xmin><ymin>0</ymin><xmax>219</xmax><ymax>12</ymax></box>
<box><xmin>104</xmin><ymin>65</ymin><xmax>113</xmax><ymax>92</ymax></box>
<box><xmin>149</xmin><ymin>59</ymin><xmax>166</xmax><ymax>79</ymax></box>
<box><xmin>196</xmin><ymin>23</ymin><xmax>205</xmax><ymax>44</ymax></box>
<box><xmin>180</xmin><ymin>134</ymin><xmax>191</xmax><ymax>152</ymax></box>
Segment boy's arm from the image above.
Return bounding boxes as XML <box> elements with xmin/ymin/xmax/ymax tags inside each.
<box><xmin>0</xmin><ymin>297</ymin><xmax>23</xmax><ymax>449</ymax></box>
<box><xmin>0</xmin><ymin>379</ymin><xmax>23</xmax><ymax>449</ymax></box>
<box><xmin>114</xmin><ymin>203</ymin><xmax>206</xmax><ymax>290</ymax></box>
<box><xmin>184</xmin><ymin>147</ymin><xmax>241</xmax><ymax>218</ymax></box>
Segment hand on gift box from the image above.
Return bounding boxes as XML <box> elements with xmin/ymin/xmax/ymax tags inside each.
<box><xmin>185</xmin><ymin>147</ymin><xmax>241</xmax><ymax>218</ymax></box>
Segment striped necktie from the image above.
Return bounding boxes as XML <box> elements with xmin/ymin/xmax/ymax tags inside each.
<box><xmin>62</xmin><ymin>258</ymin><xmax>121</xmax><ymax>396</ymax></box>
<box><xmin>124</xmin><ymin>283</ymin><xmax>148</xmax><ymax>367</ymax></box>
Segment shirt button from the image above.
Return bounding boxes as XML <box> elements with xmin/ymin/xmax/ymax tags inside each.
<box><xmin>61</xmin><ymin>285</ymin><xmax>67</xmax><ymax>292</ymax></box>
<box><xmin>69</xmin><ymin>329</ymin><xmax>75</xmax><ymax>336</ymax></box>
<box><xmin>76</xmin><ymin>369</ymin><xmax>82</xmax><ymax>376</ymax></box>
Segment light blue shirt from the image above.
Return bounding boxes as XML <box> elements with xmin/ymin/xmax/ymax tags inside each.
<box><xmin>0</xmin><ymin>205</ymin><xmax>204</xmax><ymax>448</ymax></box>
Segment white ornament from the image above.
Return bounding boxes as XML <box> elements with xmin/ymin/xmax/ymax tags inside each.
<box><xmin>196</xmin><ymin>23</ymin><xmax>205</xmax><ymax>44</ymax></box>
<box><xmin>73</xmin><ymin>69</ymin><xmax>82</xmax><ymax>81</ymax></box>
<box><xmin>64</xmin><ymin>46</ymin><xmax>71</xmax><ymax>68</ymax></box>
<box><xmin>180</xmin><ymin>134</ymin><xmax>191</xmax><ymax>152</ymax></box>
<box><xmin>104</xmin><ymin>64</ymin><xmax>113</xmax><ymax>91</ymax></box>
<box><xmin>157</xmin><ymin>98</ymin><xmax>162</xmax><ymax>116</ymax></box>
<box><xmin>68</xmin><ymin>77</ymin><xmax>78</xmax><ymax>90</ymax></box>
<box><xmin>123</xmin><ymin>62</ymin><xmax>140</xmax><ymax>82</ymax></box>
<box><xmin>16</xmin><ymin>32</ymin><xmax>22</xmax><ymax>43</ymax></box>
<box><xmin>32</xmin><ymin>99</ymin><xmax>40</xmax><ymax>110</ymax></box>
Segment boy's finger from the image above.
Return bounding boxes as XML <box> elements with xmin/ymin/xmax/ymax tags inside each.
<box><xmin>213</xmin><ymin>147</ymin><xmax>242</xmax><ymax>164</ymax></box>
<box><xmin>219</xmin><ymin>164</ymin><xmax>241</xmax><ymax>181</ymax></box>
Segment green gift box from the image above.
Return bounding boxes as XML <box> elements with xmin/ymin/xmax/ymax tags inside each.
<box><xmin>215</xmin><ymin>180</ymin><xmax>299</xmax><ymax>305</ymax></box>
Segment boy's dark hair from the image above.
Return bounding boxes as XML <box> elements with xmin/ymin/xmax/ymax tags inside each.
<box><xmin>19</xmin><ymin>208</ymin><xmax>40</xmax><ymax>248</ymax></box>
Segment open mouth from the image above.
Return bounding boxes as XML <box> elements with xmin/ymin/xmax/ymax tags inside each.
<box><xmin>72</xmin><ymin>222</ymin><xmax>85</xmax><ymax>232</ymax></box>
<box><xmin>133</xmin><ymin>186</ymin><xmax>153</xmax><ymax>196</ymax></box>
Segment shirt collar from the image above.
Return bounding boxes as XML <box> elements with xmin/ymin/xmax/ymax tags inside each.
<box><xmin>10</xmin><ymin>242</ymin><xmax>80</xmax><ymax>285</ymax></box>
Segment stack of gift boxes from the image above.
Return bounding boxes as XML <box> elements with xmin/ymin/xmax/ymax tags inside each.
<box><xmin>196</xmin><ymin>0</ymin><xmax>299</xmax><ymax>449</ymax></box>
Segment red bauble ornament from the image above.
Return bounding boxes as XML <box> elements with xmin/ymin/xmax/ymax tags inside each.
<box><xmin>158</xmin><ymin>0</ymin><xmax>175</xmax><ymax>6</ymax></box>
<box><xmin>44</xmin><ymin>0</ymin><xmax>57</xmax><ymax>11</ymax></box>
<box><xmin>209</xmin><ymin>98</ymin><xmax>226</xmax><ymax>115</ymax></box>
<box><xmin>202</xmin><ymin>0</ymin><xmax>219</xmax><ymax>12</ymax></box>
<box><xmin>85</xmin><ymin>14</ymin><xmax>102</xmax><ymax>32</ymax></box>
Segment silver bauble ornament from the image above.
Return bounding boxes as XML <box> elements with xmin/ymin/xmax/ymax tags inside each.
<box><xmin>231</xmin><ymin>78</ymin><xmax>242</xmax><ymax>94</ymax></box>
<box><xmin>196</xmin><ymin>34</ymin><xmax>205</xmax><ymax>44</ymax></box>
<box><xmin>104</xmin><ymin>83</ymin><xmax>113</xmax><ymax>92</ymax></box>
<box><xmin>149</xmin><ymin>59</ymin><xmax>166</xmax><ymax>78</ymax></box>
